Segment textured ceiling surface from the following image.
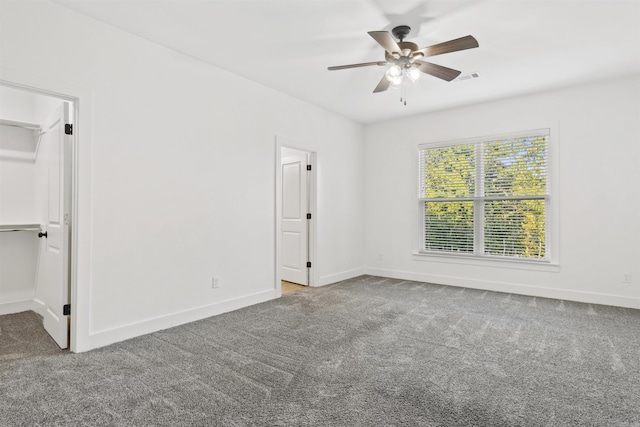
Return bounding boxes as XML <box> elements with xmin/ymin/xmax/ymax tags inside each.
<box><xmin>54</xmin><ymin>0</ymin><xmax>640</xmax><ymax>123</ymax></box>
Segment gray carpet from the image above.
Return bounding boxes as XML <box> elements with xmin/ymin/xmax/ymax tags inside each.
<box><xmin>1</xmin><ymin>275</ymin><xmax>639</xmax><ymax>426</ymax></box>
<box><xmin>0</xmin><ymin>311</ymin><xmax>65</xmax><ymax>370</ymax></box>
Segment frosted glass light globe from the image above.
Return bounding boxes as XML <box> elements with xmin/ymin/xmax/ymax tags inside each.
<box><xmin>408</xmin><ymin>67</ymin><xmax>421</xmax><ymax>81</ymax></box>
<box><xmin>387</xmin><ymin>65</ymin><xmax>402</xmax><ymax>77</ymax></box>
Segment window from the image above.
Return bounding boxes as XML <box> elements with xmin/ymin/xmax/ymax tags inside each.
<box><xmin>418</xmin><ymin>130</ymin><xmax>549</xmax><ymax>261</ymax></box>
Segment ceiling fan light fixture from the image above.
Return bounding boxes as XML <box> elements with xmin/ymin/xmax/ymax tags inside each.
<box><xmin>408</xmin><ymin>67</ymin><xmax>421</xmax><ymax>82</ymax></box>
<box><xmin>387</xmin><ymin>64</ymin><xmax>402</xmax><ymax>77</ymax></box>
<box><xmin>385</xmin><ymin>65</ymin><xmax>403</xmax><ymax>86</ymax></box>
<box><xmin>327</xmin><ymin>25</ymin><xmax>479</xmax><ymax>99</ymax></box>
<box><xmin>388</xmin><ymin>74</ymin><xmax>403</xmax><ymax>87</ymax></box>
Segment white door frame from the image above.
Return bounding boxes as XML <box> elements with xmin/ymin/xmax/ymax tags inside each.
<box><xmin>275</xmin><ymin>137</ymin><xmax>316</xmax><ymax>296</ymax></box>
<box><xmin>0</xmin><ymin>78</ymin><xmax>81</xmax><ymax>352</ymax></box>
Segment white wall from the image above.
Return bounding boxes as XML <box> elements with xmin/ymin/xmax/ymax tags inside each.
<box><xmin>0</xmin><ymin>87</ymin><xmax>36</xmax><ymax>123</ymax></box>
<box><xmin>0</xmin><ymin>126</ymin><xmax>37</xmax><ymax>223</ymax></box>
<box><xmin>364</xmin><ymin>75</ymin><xmax>640</xmax><ymax>308</ymax></box>
<box><xmin>0</xmin><ymin>1</ymin><xmax>364</xmax><ymax>350</ymax></box>
<box><xmin>0</xmin><ymin>88</ymin><xmax>38</xmax><ymax>310</ymax></box>
<box><xmin>0</xmin><ymin>230</ymin><xmax>39</xmax><ymax>309</ymax></box>
<box><xmin>0</xmin><ymin>125</ymin><xmax>39</xmax><ymax>311</ymax></box>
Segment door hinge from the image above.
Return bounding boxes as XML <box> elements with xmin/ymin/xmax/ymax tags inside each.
<box><xmin>306</xmin><ymin>164</ymin><xmax>312</xmax><ymax>171</ymax></box>
<box><xmin>306</xmin><ymin>213</ymin><xmax>312</xmax><ymax>219</ymax></box>
<box><xmin>306</xmin><ymin>262</ymin><xmax>312</xmax><ymax>268</ymax></box>
<box><xmin>63</xmin><ymin>304</ymin><xmax>71</xmax><ymax>316</ymax></box>
<box><xmin>65</xmin><ymin>124</ymin><xmax>73</xmax><ymax>135</ymax></box>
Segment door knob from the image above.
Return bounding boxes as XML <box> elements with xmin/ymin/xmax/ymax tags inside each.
<box><xmin>38</xmin><ymin>231</ymin><xmax>48</xmax><ymax>238</ymax></box>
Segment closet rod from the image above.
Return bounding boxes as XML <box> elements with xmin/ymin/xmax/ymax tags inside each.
<box><xmin>0</xmin><ymin>224</ymin><xmax>41</xmax><ymax>232</ymax></box>
<box><xmin>0</xmin><ymin>118</ymin><xmax>42</xmax><ymax>131</ymax></box>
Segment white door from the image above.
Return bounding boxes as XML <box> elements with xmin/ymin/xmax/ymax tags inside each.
<box><xmin>281</xmin><ymin>152</ymin><xmax>308</xmax><ymax>285</ymax></box>
<box><xmin>39</xmin><ymin>103</ymin><xmax>71</xmax><ymax>349</ymax></box>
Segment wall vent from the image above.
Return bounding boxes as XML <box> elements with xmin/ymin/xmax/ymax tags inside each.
<box><xmin>455</xmin><ymin>72</ymin><xmax>480</xmax><ymax>82</ymax></box>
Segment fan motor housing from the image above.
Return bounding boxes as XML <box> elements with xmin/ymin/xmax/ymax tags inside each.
<box><xmin>398</xmin><ymin>41</ymin><xmax>418</xmax><ymax>52</ymax></box>
<box><xmin>385</xmin><ymin>41</ymin><xmax>418</xmax><ymax>62</ymax></box>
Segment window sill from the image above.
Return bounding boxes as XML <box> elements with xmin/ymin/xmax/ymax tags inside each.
<box><xmin>412</xmin><ymin>251</ymin><xmax>560</xmax><ymax>272</ymax></box>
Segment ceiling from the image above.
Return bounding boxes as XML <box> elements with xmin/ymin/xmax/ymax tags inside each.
<box><xmin>53</xmin><ymin>0</ymin><xmax>640</xmax><ymax>124</ymax></box>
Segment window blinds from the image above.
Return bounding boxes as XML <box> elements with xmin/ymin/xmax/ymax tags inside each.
<box><xmin>483</xmin><ymin>135</ymin><xmax>548</xmax><ymax>197</ymax></box>
<box><xmin>418</xmin><ymin>131</ymin><xmax>549</xmax><ymax>260</ymax></box>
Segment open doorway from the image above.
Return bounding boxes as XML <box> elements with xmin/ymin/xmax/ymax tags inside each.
<box><xmin>0</xmin><ymin>83</ymin><xmax>76</xmax><ymax>350</ymax></box>
<box><xmin>276</xmin><ymin>141</ymin><xmax>316</xmax><ymax>295</ymax></box>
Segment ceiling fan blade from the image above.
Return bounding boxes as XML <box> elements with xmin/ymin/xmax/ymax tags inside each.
<box><xmin>368</xmin><ymin>31</ymin><xmax>402</xmax><ymax>55</ymax></box>
<box><xmin>373</xmin><ymin>74</ymin><xmax>391</xmax><ymax>93</ymax></box>
<box><xmin>328</xmin><ymin>61</ymin><xmax>387</xmax><ymax>71</ymax></box>
<box><xmin>414</xmin><ymin>35</ymin><xmax>479</xmax><ymax>58</ymax></box>
<box><xmin>413</xmin><ymin>60</ymin><xmax>461</xmax><ymax>81</ymax></box>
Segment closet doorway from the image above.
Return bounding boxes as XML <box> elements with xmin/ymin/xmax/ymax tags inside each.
<box><xmin>0</xmin><ymin>84</ymin><xmax>75</xmax><ymax>349</ymax></box>
<box><xmin>277</xmin><ymin>142</ymin><xmax>316</xmax><ymax>291</ymax></box>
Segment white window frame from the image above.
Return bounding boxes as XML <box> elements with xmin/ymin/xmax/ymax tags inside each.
<box><xmin>415</xmin><ymin>128</ymin><xmax>559</xmax><ymax>267</ymax></box>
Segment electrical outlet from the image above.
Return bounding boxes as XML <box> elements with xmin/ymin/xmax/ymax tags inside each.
<box><xmin>623</xmin><ymin>272</ymin><xmax>632</xmax><ymax>284</ymax></box>
<box><xmin>212</xmin><ymin>277</ymin><xmax>220</xmax><ymax>289</ymax></box>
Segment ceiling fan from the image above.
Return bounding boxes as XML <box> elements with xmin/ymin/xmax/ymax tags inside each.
<box><xmin>328</xmin><ymin>25</ymin><xmax>478</xmax><ymax>95</ymax></box>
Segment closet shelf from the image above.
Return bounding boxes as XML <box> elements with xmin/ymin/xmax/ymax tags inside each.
<box><xmin>0</xmin><ymin>223</ymin><xmax>41</xmax><ymax>232</ymax></box>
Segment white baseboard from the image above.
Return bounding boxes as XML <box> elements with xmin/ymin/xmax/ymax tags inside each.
<box><xmin>364</xmin><ymin>267</ymin><xmax>640</xmax><ymax>310</ymax></box>
<box><xmin>0</xmin><ymin>298</ymin><xmax>48</xmax><ymax>317</ymax></box>
<box><xmin>317</xmin><ymin>267</ymin><xmax>365</xmax><ymax>287</ymax></box>
<box><xmin>31</xmin><ymin>298</ymin><xmax>46</xmax><ymax>317</ymax></box>
<box><xmin>0</xmin><ymin>299</ymin><xmax>34</xmax><ymax>316</ymax></box>
<box><xmin>86</xmin><ymin>289</ymin><xmax>278</xmax><ymax>351</ymax></box>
